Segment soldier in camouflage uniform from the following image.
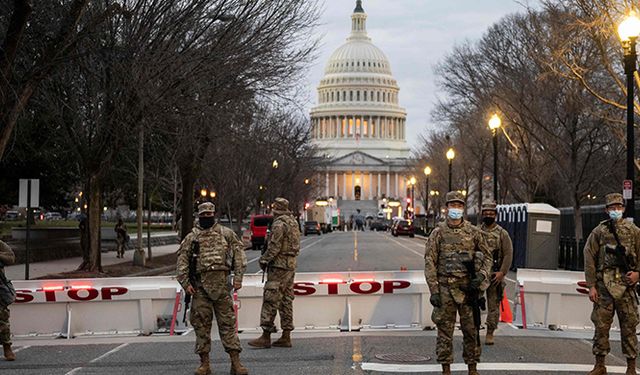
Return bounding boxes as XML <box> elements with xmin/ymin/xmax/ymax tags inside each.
<box><xmin>478</xmin><ymin>201</ymin><xmax>513</xmax><ymax>345</ymax></box>
<box><xmin>584</xmin><ymin>193</ymin><xmax>640</xmax><ymax>375</ymax></box>
<box><xmin>248</xmin><ymin>197</ymin><xmax>301</xmax><ymax>349</ymax></box>
<box><xmin>0</xmin><ymin>240</ymin><xmax>15</xmax><ymax>361</ymax></box>
<box><xmin>176</xmin><ymin>202</ymin><xmax>248</xmax><ymax>375</ymax></box>
<box><xmin>424</xmin><ymin>191</ymin><xmax>492</xmax><ymax>375</ymax></box>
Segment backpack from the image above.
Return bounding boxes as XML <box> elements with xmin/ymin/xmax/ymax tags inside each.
<box><xmin>0</xmin><ymin>271</ymin><xmax>16</xmax><ymax>307</ymax></box>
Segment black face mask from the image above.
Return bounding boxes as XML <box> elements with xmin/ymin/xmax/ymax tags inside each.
<box><xmin>482</xmin><ymin>216</ymin><xmax>496</xmax><ymax>226</ymax></box>
<box><xmin>199</xmin><ymin>216</ymin><xmax>215</xmax><ymax>229</ymax></box>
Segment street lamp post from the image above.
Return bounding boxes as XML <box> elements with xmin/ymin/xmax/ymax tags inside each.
<box><xmin>423</xmin><ymin>166</ymin><xmax>431</xmax><ymax>217</ymax></box>
<box><xmin>619</xmin><ymin>11</ymin><xmax>640</xmax><ymax>221</ymax></box>
<box><xmin>446</xmin><ymin>148</ymin><xmax>455</xmax><ymax>191</ymax></box>
<box><xmin>409</xmin><ymin>176</ymin><xmax>416</xmax><ymax>218</ymax></box>
<box><xmin>488</xmin><ymin>114</ymin><xmax>502</xmax><ymax>202</ymax></box>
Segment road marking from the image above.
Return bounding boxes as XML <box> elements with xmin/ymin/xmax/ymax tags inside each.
<box><xmin>13</xmin><ymin>345</ymin><xmax>30</xmax><ymax>354</ymax></box>
<box><xmin>359</xmin><ymin>362</ymin><xmax>630</xmax><ymax>373</ymax></box>
<box><xmin>65</xmin><ymin>343</ymin><xmax>129</xmax><ymax>375</ymax></box>
<box><xmin>354</xmin><ymin>231</ymin><xmax>358</xmax><ymax>261</ymax></box>
<box><xmin>352</xmin><ymin>336</ymin><xmax>364</xmax><ymax>374</ymax></box>
<box><xmin>249</xmin><ymin>236</ymin><xmax>327</xmax><ymax>272</ymax></box>
<box><xmin>385</xmin><ymin>235</ymin><xmax>424</xmax><ymax>258</ymax></box>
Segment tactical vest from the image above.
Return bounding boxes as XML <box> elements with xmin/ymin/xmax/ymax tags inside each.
<box><xmin>482</xmin><ymin>225</ymin><xmax>503</xmax><ymax>271</ymax></box>
<box><xmin>437</xmin><ymin>222</ymin><xmax>478</xmax><ymax>278</ymax></box>
<box><xmin>596</xmin><ymin>221</ymin><xmax>637</xmax><ymax>272</ymax></box>
<box><xmin>276</xmin><ymin>216</ymin><xmax>301</xmax><ymax>257</ymax></box>
<box><xmin>193</xmin><ymin>225</ymin><xmax>230</xmax><ymax>272</ymax></box>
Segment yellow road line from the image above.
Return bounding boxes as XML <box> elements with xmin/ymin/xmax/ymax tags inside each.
<box><xmin>352</xmin><ymin>335</ymin><xmax>364</xmax><ymax>373</ymax></box>
<box><xmin>353</xmin><ymin>230</ymin><xmax>358</xmax><ymax>261</ymax></box>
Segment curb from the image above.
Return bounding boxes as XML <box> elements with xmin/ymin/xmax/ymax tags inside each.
<box><xmin>128</xmin><ymin>265</ymin><xmax>175</xmax><ymax>277</ymax></box>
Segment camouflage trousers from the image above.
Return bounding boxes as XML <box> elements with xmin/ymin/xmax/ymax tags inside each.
<box><xmin>0</xmin><ymin>305</ymin><xmax>10</xmax><ymax>345</ymax></box>
<box><xmin>260</xmin><ymin>267</ymin><xmax>295</xmax><ymax>333</ymax></box>
<box><xmin>591</xmin><ymin>281</ymin><xmax>638</xmax><ymax>358</ymax></box>
<box><xmin>116</xmin><ymin>237</ymin><xmax>125</xmax><ymax>257</ymax></box>
<box><xmin>190</xmin><ymin>271</ymin><xmax>241</xmax><ymax>354</ymax></box>
<box><xmin>431</xmin><ymin>283</ymin><xmax>481</xmax><ymax>364</ymax></box>
<box><xmin>485</xmin><ymin>281</ymin><xmax>505</xmax><ymax>331</ymax></box>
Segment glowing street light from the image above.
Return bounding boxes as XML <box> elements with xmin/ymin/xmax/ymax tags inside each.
<box><xmin>446</xmin><ymin>148</ymin><xmax>455</xmax><ymax>191</ymax></box>
<box><xmin>489</xmin><ymin>113</ymin><xmax>502</xmax><ymax>201</ymax></box>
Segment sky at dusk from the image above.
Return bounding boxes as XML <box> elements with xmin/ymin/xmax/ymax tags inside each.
<box><xmin>302</xmin><ymin>0</ymin><xmax>536</xmax><ymax>150</ymax></box>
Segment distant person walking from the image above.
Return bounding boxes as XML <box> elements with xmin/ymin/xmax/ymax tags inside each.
<box><xmin>115</xmin><ymin>219</ymin><xmax>128</xmax><ymax>258</ymax></box>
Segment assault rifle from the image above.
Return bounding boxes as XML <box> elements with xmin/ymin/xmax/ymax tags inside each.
<box><xmin>492</xmin><ymin>249</ymin><xmax>504</xmax><ymax>304</ymax></box>
<box><xmin>462</xmin><ymin>260</ymin><xmax>486</xmax><ymax>346</ymax></box>
<box><xmin>606</xmin><ymin>219</ymin><xmax>639</xmax><ymax>303</ymax></box>
<box><xmin>183</xmin><ymin>240</ymin><xmax>200</xmax><ymax>323</ymax></box>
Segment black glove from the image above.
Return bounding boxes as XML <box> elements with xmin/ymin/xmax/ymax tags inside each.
<box><xmin>470</xmin><ymin>274</ymin><xmax>485</xmax><ymax>290</ymax></box>
<box><xmin>430</xmin><ymin>293</ymin><xmax>442</xmax><ymax>308</ymax></box>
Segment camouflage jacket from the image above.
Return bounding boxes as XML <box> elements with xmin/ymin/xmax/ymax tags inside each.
<box><xmin>260</xmin><ymin>213</ymin><xmax>301</xmax><ymax>270</ymax></box>
<box><xmin>424</xmin><ymin>220</ymin><xmax>492</xmax><ymax>294</ymax></box>
<box><xmin>0</xmin><ymin>240</ymin><xmax>15</xmax><ymax>271</ymax></box>
<box><xmin>479</xmin><ymin>223</ymin><xmax>513</xmax><ymax>275</ymax></box>
<box><xmin>176</xmin><ymin>223</ymin><xmax>247</xmax><ymax>290</ymax></box>
<box><xmin>584</xmin><ymin>219</ymin><xmax>640</xmax><ymax>288</ymax></box>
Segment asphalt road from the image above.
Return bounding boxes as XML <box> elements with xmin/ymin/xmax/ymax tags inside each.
<box><xmin>245</xmin><ymin>229</ymin><xmax>426</xmax><ymax>274</ymax></box>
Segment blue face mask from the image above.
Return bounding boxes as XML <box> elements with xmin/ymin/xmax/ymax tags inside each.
<box><xmin>448</xmin><ymin>208</ymin><xmax>463</xmax><ymax>220</ymax></box>
<box><xmin>609</xmin><ymin>210</ymin><xmax>623</xmax><ymax>221</ymax></box>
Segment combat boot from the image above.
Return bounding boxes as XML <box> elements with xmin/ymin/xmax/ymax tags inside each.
<box><xmin>626</xmin><ymin>357</ymin><xmax>637</xmax><ymax>375</ymax></box>
<box><xmin>3</xmin><ymin>344</ymin><xmax>15</xmax><ymax>361</ymax></box>
<box><xmin>468</xmin><ymin>363</ymin><xmax>479</xmax><ymax>375</ymax></box>
<box><xmin>588</xmin><ymin>355</ymin><xmax>607</xmax><ymax>375</ymax></box>
<box><xmin>272</xmin><ymin>330</ymin><xmax>292</xmax><ymax>348</ymax></box>
<box><xmin>229</xmin><ymin>350</ymin><xmax>248</xmax><ymax>375</ymax></box>
<box><xmin>247</xmin><ymin>332</ymin><xmax>271</xmax><ymax>348</ymax></box>
<box><xmin>194</xmin><ymin>353</ymin><xmax>210</xmax><ymax>375</ymax></box>
<box><xmin>441</xmin><ymin>363</ymin><xmax>451</xmax><ymax>375</ymax></box>
<box><xmin>485</xmin><ymin>330</ymin><xmax>494</xmax><ymax>346</ymax></box>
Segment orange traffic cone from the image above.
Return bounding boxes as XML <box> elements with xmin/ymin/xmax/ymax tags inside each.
<box><xmin>499</xmin><ymin>290</ymin><xmax>513</xmax><ymax>323</ymax></box>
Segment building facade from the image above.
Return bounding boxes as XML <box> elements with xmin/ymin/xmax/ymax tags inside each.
<box><xmin>310</xmin><ymin>0</ymin><xmax>413</xmax><ymax>218</ymax></box>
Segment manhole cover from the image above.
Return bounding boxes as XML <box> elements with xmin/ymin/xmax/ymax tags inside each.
<box><xmin>374</xmin><ymin>353</ymin><xmax>431</xmax><ymax>362</ymax></box>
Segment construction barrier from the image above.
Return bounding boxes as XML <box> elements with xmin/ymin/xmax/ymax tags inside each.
<box><xmin>515</xmin><ymin>268</ymin><xmax>607</xmax><ymax>330</ymax></box>
<box><xmin>9</xmin><ymin>271</ymin><xmax>434</xmax><ymax>338</ymax></box>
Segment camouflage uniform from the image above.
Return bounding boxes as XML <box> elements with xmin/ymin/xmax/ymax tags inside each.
<box><xmin>176</xmin><ymin>206</ymin><xmax>247</xmax><ymax>355</ymax></box>
<box><xmin>424</xmin><ymin>192</ymin><xmax>492</xmax><ymax>366</ymax></box>
<box><xmin>479</xmin><ymin>202</ymin><xmax>513</xmax><ymax>333</ymax></box>
<box><xmin>584</xmin><ymin>194</ymin><xmax>640</xmax><ymax>361</ymax></box>
<box><xmin>0</xmin><ymin>240</ymin><xmax>15</xmax><ymax>348</ymax></box>
<box><xmin>258</xmin><ymin>198</ymin><xmax>301</xmax><ymax>333</ymax></box>
<box><xmin>115</xmin><ymin>221</ymin><xmax>127</xmax><ymax>258</ymax></box>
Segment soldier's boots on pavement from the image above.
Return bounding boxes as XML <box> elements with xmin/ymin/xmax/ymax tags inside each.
<box><xmin>272</xmin><ymin>330</ymin><xmax>292</xmax><ymax>348</ymax></box>
<box><xmin>229</xmin><ymin>351</ymin><xmax>248</xmax><ymax>375</ymax></box>
<box><xmin>588</xmin><ymin>355</ymin><xmax>607</xmax><ymax>375</ymax></box>
<box><xmin>3</xmin><ymin>344</ymin><xmax>15</xmax><ymax>361</ymax></box>
<box><xmin>468</xmin><ymin>363</ymin><xmax>479</xmax><ymax>375</ymax></box>
<box><xmin>441</xmin><ymin>364</ymin><xmax>451</xmax><ymax>375</ymax></box>
<box><xmin>194</xmin><ymin>353</ymin><xmax>211</xmax><ymax>375</ymax></box>
<box><xmin>485</xmin><ymin>330</ymin><xmax>494</xmax><ymax>346</ymax></box>
<box><xmin>627</xmin><ymin>358</ymin><xmax>637</xmax><ymax>375</ymax></box>
<box><xmin>247</xmin><ymin>332</ymin><xmax>271</xmax><ymax>348</ymax></box>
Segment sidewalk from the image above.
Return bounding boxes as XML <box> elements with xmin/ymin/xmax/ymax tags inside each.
<box><xmin>4</xmin><ymin>243</ymin><xmax>179</xmax><ymax>280</ymax></box>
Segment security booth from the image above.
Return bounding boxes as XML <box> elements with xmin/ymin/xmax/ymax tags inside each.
<box><xmin>497</xmin><ymin>203</ymin><xmax>561</xmax><ymax>270</ymax></box>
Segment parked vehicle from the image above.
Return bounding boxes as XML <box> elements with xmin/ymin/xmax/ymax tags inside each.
<box><xmin>392</xmin><ymin>220</ymin><xmax>415</xmax><ymax>237</ymax></box>
<box><xmin>250</xmin><ymin>214</ymin><xmax>273</xmax><ymax>250</ymax></box>
<box><xmin>370</xmin><ymin>219</ymin><xmax>389</xmax><ymax>231</ymax></box>
<box><xmin>304</xmin><ymin>221</ymin><xmax>322</xmax><ymax>236</ymax></box>
<box><xmin>4</xmin><ymin>211</ymin><xmax>19</xmax><ymax>221</ymax></box>
<box><xmin>44</xmin><ymin>212</ymin><xmax>63</xmax><ymax>221</ymax></box>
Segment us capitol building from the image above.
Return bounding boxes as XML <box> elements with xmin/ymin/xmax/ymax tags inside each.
<box><xmin>310</xmin><ymin>0</ymin><xmax>414</xmax><ymax>218</ymax></box>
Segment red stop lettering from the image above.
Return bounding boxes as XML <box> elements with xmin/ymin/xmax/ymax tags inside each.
<box><xmin>383</xmin><ymin>280</ymin><xmax>410</xmax><ymax>293</ymax></box>
<box><xmin>68</xmin><ymin>288</ymin><xmax>100</xmax><ymax>301</ymax></box>
<box><xmin>320</xmin><ymin>281</ymin><xmax>347</xmax><ymax>295</ymax></box>
<box><xmin>350</xmin><ymin>281</ymin><xmax>381</xmax><ymax>294</ymax></box>
<box><xmin>101</xmin><ymin>287</ymin><xmax>128</xmax><ymax>300</ymax></box>
<box><xmin>15</xmin><ymin>290</ymin><xmax>34</xmax><ymax>303</ymax></box>
<box><xmin>293</xmin><ymin>282</ymin><xmax>315</xmax><ymax>296</ymax></box>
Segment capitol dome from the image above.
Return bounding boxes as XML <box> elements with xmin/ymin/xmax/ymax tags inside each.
<box><xmin>309</xmin><ymin>0</ymin><xmax>413</xmax><ymax>213</ymax></box>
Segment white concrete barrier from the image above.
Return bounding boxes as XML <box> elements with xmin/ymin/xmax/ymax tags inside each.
<box><xmin>9</xmin><ymin>271</ymin><xmax>433</xmax><ymax>338</ymax></box>
<box><xmin>516</xmin><ymin>268</ymin><xmax>605</xmax><ymax>330</ymax></box>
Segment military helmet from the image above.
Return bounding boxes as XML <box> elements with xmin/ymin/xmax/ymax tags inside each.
<box><xmin>197</xmin><ymin>202</ymin><xmax>215</xmax><ymax>215</ymax></box>
<box><xmin>272</xmin><ymin>197</ymin><xmax>289</xmax><ymax>211</ymax></box>
<box><xmin>605</xmin><ymin>193</ymin><xmax>624</xmax><ymax>208</ymax></box>
<box><xmin>481</xmin><ymin>200</ymin><xmax>497</xmax><ymax>212</ymax></box>
<box><xmin>445</xmin><ymin>191</ymin><xmax>465</xmax><ymax>205</ymax></box>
